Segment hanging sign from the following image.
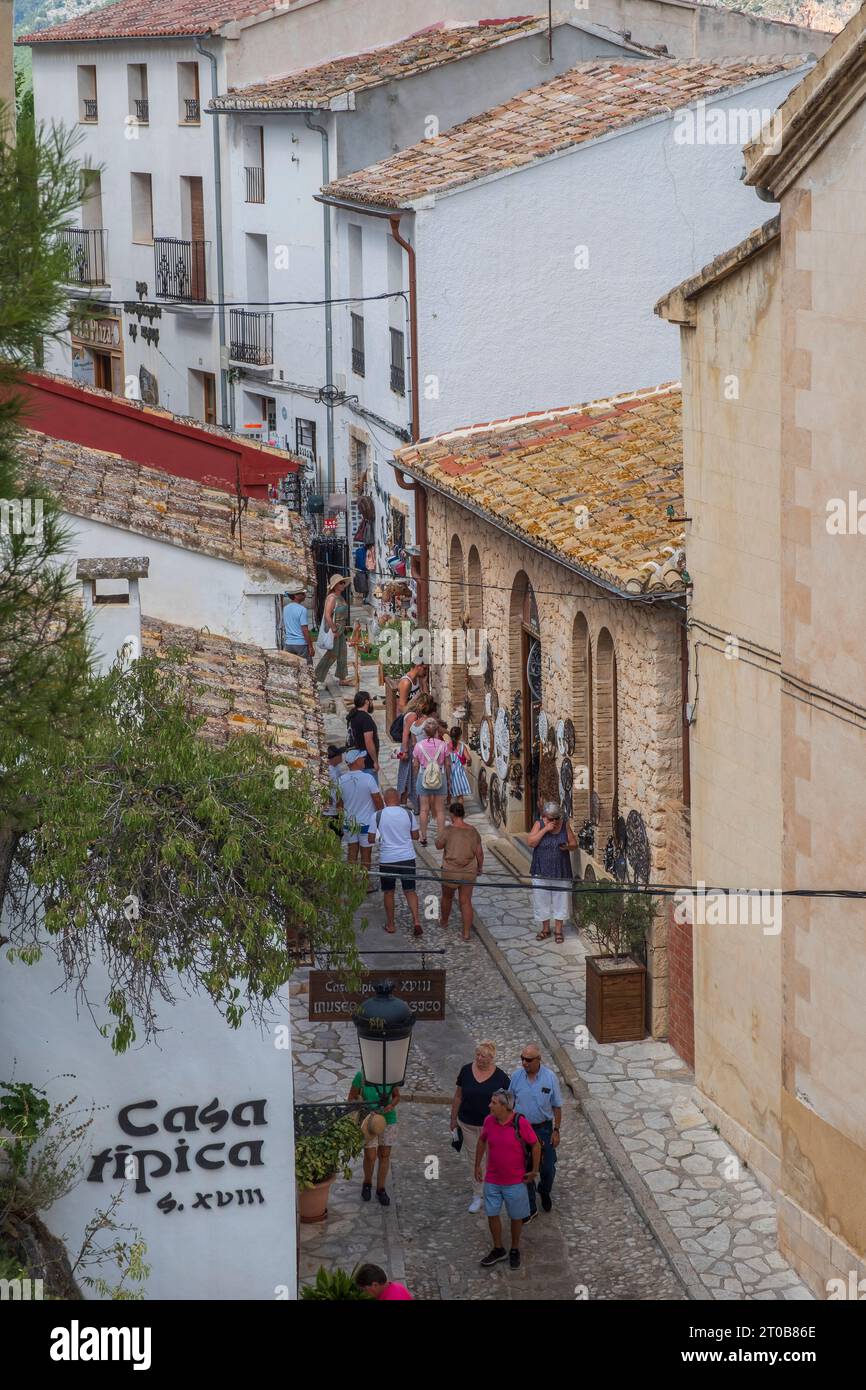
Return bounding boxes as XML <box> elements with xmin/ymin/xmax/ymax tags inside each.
<box><xmin>308</xmin><ymin>968</ymin><xmax>446</xmax><ymax>1021</ymax></box>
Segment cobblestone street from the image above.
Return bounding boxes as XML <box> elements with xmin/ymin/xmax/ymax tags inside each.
<box><xmin>293</xmin><ymin>670</ymin><xmax>814</xmax><ymax>1301</ymax></box>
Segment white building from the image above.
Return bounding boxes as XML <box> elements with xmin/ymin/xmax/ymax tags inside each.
<box><xmin>321</xmin><ymin>56</ymin><xmax>814</xmax><ymax>550</ymax></box>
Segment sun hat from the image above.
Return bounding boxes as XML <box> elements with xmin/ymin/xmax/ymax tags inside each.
<box><xmin>344</xmin><ymin>748</ymin><xmax>365</xmax><ymax>765</ymax></box>
<box><xmin>328</xmin><ymin>573</ymin><xmax>349</xmax><ymax>592</ymax></box>
<box><xmin>284</xmin><ymin>579</ymin><xmax>306</xmax><ymax>596</ymax></box>
<box><xmin>361</xmin><ymin>1112</ymin><xmax>387</xmax><ymax>1140</ymax></box>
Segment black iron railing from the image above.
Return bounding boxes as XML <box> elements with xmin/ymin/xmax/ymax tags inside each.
<box><xmin>154</xmin><ymin>237</ymin><xmax>208</xmax><ymax>302</ymax></box>
<box><xmin>82</xmin><ymin>98</ymin><xmax>98</xmax><ymax>121</ymax></box>
<box><xmin>390</xmin><ymin>328</ymin><xmax>405</xmax><ymax>394</ymax></box>
<box><xmin>245</xmin><ymin>165</ymin><xmax>265</xmax><ymax>203</ymax></box>
<box><xmin>390</xmin><ymin>362</ymin><xmax>405</xmax><ymax>395</ymax></box>
<box><xmin>229</xmin><ymin>308</ymin><xmax>274</xmax><ymax>366</ymax></box>
<box><xmin>351</xmin><ymin>312</ymin><xmax>365</xmax><ymax>377</ymax></box>
<box><xmin>134</xmin><ymin>98</ymin><xmax>149</xmax><ymax>122</ymax></box>
<box><xmin>184</xmin><ymin>97</ymin><xmax>200</xmax><ymax>122</ymax></box>
<box><xmin>58</xmin><ymin>227</ymin><xmax>108</xmax><ymax>286</ymax></box>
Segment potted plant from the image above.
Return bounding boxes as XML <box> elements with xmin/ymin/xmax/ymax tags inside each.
<box><xmin>300</xmin><ymin>1266</ymin><xmax>372</xmax><ymax>1300</ymax></box>
<box><xmin>574</xmin><ymin>882</ymin><xmax>656</xmax><ymax>1043</ymax></box>
<box><xmin>295</xmin><ymin>1114</ymin><xmax>365</xmax><ymax>1224</ymax></box>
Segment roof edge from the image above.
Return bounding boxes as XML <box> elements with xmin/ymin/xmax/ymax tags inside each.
<box><xmin>655</xmin><ymin>216</ymin><xmax>780</xmax><ymax>324</ymax></box>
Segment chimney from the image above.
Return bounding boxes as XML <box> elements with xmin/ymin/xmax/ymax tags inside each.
<box><xmin>77</xmin><ymin>556</ymin><xmax>149</xmax><ymax>675</ymax></box>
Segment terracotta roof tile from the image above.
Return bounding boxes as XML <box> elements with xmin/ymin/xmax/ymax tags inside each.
<box><xmin>213</xmin><ymin>19</ymin><xmax>547</xmax><ymax>110</ymax></box>
<box><xmin>396</xmin><ymin>385</ymin><xmax>686</xmax><ymax>595</ymax></box>
<box><xmin>141</xmin><ymin>616</ymin><xmax>324</xmax><ymax>774</ymax></box>
<box><xmin>20</xmin><ymin>431</ymin><xmax>311</xmax><ymax>586</ymax></box>
<box><xmin>20</xmin><ymin>0</ymin><xmax>272</xmax><ymax>43</ymax></box>
<box><xmin>322</xmin><ymin>57</ymin><xmax>807</xmax><ymax>207</ymax></box>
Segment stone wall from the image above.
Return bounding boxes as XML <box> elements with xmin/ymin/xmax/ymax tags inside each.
<box><xmin>424</xmin><ymin>489</ymin><xmax>687</xmax><ymax>1037</ymax></box>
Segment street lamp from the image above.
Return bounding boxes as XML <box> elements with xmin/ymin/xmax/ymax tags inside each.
<box><xmin>352</xmin><ymin>981</ymin><xmax>415</xmax><ymax>1103</ymax></box>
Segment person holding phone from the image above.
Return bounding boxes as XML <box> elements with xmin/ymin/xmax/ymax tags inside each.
<box><xmin>526</xmin><ymin>799</ymin><xmax>577</xmax><ymax>944</ymax></box>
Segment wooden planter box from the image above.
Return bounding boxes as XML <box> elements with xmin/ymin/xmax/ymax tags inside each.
<box><xmin>585</xmin><ymin>954</ymin><xmax>646</xmax><ymax>1044</ymax></box>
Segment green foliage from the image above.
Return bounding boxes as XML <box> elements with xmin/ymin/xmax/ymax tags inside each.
<box><xmin>0</xmin><ymin>1080</ymin><xmax>51</xmax><ymax>1176</ymax></box>
<box><xmin>300</xmin><ymin>1265</ymin><xmax>372</xmax><ymax>1300</ymax></box>
<box><xmin>295</xmin><ymin>1115</ymin><xmax>365</xmax><ymax>1190</ymax></box>
<box><xmin>6</xmin><ymin>654</ymin><xmax>366</xmax><ymax>1051</ymax></box>
<box><xmin>77</xmin><ymin>1203</ymin><xmax>150</xmax><ymax>1302</ymax></box>
<box><xmin>572</xmin><ymin>882</ymin><xmax>657</xmax><ymax>960</ymax></box>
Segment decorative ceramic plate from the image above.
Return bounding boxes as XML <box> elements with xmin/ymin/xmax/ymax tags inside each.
<box><xmin>477</xmin><ymin>766</ymin><xmax>489</xmax><ymax>809</ymax></box>
<box><xmin>494</xmin><ymin>708</ymin><xmax>510</xmax><ymax>779</ymax></box>
<box><xmin>489</xmin><ymin>774</ymin><xmax>502</xmax><ymax>828</ymax></box>
<box><xmin>564</xmin><ymin>718</ymin><xmax>575</xmax><ymax>756</ymax></box>
<box><xmin>479</xmin><ymin>715</ymin><xmax>494</xmax><ymax>767</ymax></box>
<box><xmin>560</xmin><ymin>757</ymin><xmax>574</xmax><ymax>793</ymax></box>
<box><xmin>626</xmin><ymin>809</ymin><xmax>651</xmax><ymax>888</ymax></box>
<box><xmin>556</xmin><ymin>719</ymin><xmax>566</xmax><ymax>756</ymax></box>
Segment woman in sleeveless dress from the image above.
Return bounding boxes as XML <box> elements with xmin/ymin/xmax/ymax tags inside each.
<box><xmin>527</xmin><ymin>799</ymin><xmax>577</xmax><ymax>944</ymax></box>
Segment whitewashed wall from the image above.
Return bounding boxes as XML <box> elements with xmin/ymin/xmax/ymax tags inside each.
<box><xmin>0</xmin><ymin>945</ymin><xmax>296</xmax><ymax>1300</ymax></box>
<box><xmin>65</xmin><ymin>514</ymin><xmax>282</xmax><ymax>648</ymax></box>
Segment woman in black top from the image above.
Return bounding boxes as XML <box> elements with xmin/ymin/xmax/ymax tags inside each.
<box><xmin>449</xmin><ymin>1040</ymin><xmax>510</xmax><ymax>1213</ymax></box>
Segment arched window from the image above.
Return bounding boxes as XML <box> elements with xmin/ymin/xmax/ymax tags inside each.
<box><xmin>467</xmin><ymin>545</ymin><xmax>484</xmax><ymax>720</ymax></box>
<box><xmin>448</xmin><ymin>533</ymin><xmax>467</xmax><ymax>713</ymax></box>
<box><xmin>571</xmin><ymin>613</ymin><xmax>592</xmax><ymax>825</ymax></box>
<box><xmin>595</xmin><ymin>628</ymin><xmax>618</xmax><ymax>832</ymax></box>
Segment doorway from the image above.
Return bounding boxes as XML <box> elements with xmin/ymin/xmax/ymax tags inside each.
<box><xmin>92</xmin><ymin>350</ymin><xmax>113</xmax><ymax>391</ymax></box>
<box><xmin>514</xmin><ymin>578</ymin><xmax>542</xmax><ymax>832</ymax></box>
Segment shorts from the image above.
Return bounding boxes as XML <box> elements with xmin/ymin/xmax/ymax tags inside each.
<box><xmin>416</xmin><ymin>770</ymin><xmax>446</xmax><ymax>799</ymax></box>
<box><xmin>363</xmin><ymin>1125</ymin><xmax>397</xmax><ymax>1150</ymax></box>
<box><xmin>532</xmin><ymin>881</ymin><xmax>571</xmax><ymax>924</ymax></box>
<box><xmin>483</xmin><ymin>1181</ymin><xmax>530</xmax><ymax>1220</ymax></box>
<box><xmin>285</xmin><ymin>643</ymin><xmax>309</xmax><ymax>659</ymax></box>
<box><xmin>343</xmin><ymin>823</ymin><xmax>370</xmax><ymax>846</ymax></box>
<box><xmin>379</xmin><ymin>859</ymin><xmax>417</xmax><ymax>893</ymax></box>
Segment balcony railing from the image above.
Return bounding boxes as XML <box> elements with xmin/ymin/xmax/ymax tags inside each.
<box><xmin>82</xmin><ymin>98</ymin><xmax>98</xmax><ymax>121</ymax></box>
<box><xmin>184</xmin><ymin>97</ymin><xmax>200</xmax><ymax>122</ymax></box>
<box><xmin>58</xmin><ymin>227</ymin><xmax>108</xmax><ymax>286</ymax></box>
<box><xmin>134</xmin><ymin>98</ymin><xmax>149</xmax><ymax>122</ymax></box>
<box><xmin>390</xmin><ymin>362</ymin><xmax>405</xmax><ymax>395</ymax></box>
<box><xmin>245</xmin><ymin>166</ymin><xmax>265</xmax><ymax>204</ymax></box>
<box><xmin>154</xmin><ymin>237</ymin><xmax>208</xmax><ymax>303</ymax></box>
<box><xmin>351</xmin><ymin>312</ymin><xmax>365</xmax><ymax>377</ymax></box>
<box><xmin>229</xmin><ymin>308</ymin><xmax>274</xmax><ymax>366</ymax></box>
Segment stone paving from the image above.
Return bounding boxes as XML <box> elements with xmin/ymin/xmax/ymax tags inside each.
<box><xmin>298</xmin><ymin>662</ymin><xmax>811</xmax><ymax>1300</ymax></box>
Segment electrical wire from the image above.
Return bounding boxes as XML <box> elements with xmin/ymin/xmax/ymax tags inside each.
<box><xmin>83</xmin><ymin>290</ymin><xmax>406</xmax><ymax>313</ymax></box>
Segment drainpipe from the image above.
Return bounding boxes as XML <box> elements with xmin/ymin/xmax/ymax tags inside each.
<box><xmin>195</xmin><ymin>36</ymin><xmax>231</xmax><ymax>430</ymax></box>
<box><xmin>305</xmin><ymin>113</ymin><xmax>335</xmax><ymax>494</ymax></box>
<box><xmin>387</xmin><ymin>214</ymin><xmax>429</xmax><ymax>626</ymax></box>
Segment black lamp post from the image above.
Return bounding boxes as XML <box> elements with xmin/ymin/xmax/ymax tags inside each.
<box><xmin>352</xmin><ymin>981</ymin><xmax>415</xmax><ymax>1104</ymax></box>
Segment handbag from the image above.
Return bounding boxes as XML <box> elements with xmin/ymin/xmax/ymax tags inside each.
<box><xmin>315</xmin><ymin>625</ymin><xmax>334</xmax><ymax>654</ymax></box>
<box><xmin>450</xmin><ymin>1126</ymin><xmax>464</xmax><ymax>1153</ymax></box>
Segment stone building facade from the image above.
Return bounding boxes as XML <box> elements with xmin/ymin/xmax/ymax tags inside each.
<box><xmin>397</xmin><ymin>385</ymin><xmax>690</xmax><ymax>1038</ymax></box>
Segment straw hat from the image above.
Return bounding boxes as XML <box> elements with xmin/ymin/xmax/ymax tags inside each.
<box><xmin>361</xmin><ymin>1112</ymin><xmax>386</xmax><ymax>1140</ymax></box>
<box><xmin>328</xmin><ymin>573</ymin><xmax>349</xmax><ymax>592</ymax></box>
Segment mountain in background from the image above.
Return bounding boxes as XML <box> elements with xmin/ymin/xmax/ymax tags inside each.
<box><xmin>12</xmin><ymin>0</ymin><xmax>858</xmax><ymax>43</ymax></box>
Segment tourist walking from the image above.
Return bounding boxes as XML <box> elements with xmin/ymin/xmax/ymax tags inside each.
<box><xmin>347</xmin><ymin>1072</ymin><xmax>399</xmax><ymax>1206</ymax></box>
<box><xmin>340</xmin><ymin>749</ymin><xmax>384</xmax><ymax>890</ymax></box>
<box><xmin>436</xmin><ymin>802</ymin><xmax>483</xmax><ymax>940</ymax></box>
<box><xmin>397</xmin><ymin>693</ymin><xmax>436</xmax><ymax>808</ymax></box>
<box><xmin>396</xmin><ymin>660</ymin><xmax>429</xmax><ymax>713</ymax></box>
<box><xmin>445</xmin><ymin>726</ymin><xmax>471</xmax><ymax>803</ymax></box>
<box><xmin>509</xmin><ymin>1044</ymin><xmax>563</xmax><ymax>1217</ymax></box>
<box><xmin>346</xmin><ymin>689</ymin><xmax>380</xmax><ymax>779</ymax></box>
<box><xmin>281</xmin><ymin>582</ymin><xmax>314</xmax><ymax>660</ymax></box>
<box><xmin>413</xmin><ymin>718</ymin><xmax>449</xmax><ymax>845</ymax></box>
<box><xmin>314</xmin><ymin>574</ymin><xmax>353</xmax><ymax>686</ymax></box>
<box><xmin>450</xmin><ymin>1042</ymin><xmax>510</xmax><ymax>1212</ymax></box>
<box><xmin>527</xmin><ymin>799</ymin><xmax>577</xmax><ymax>943</ymax></box>
<box><xmin>324</xmin><ymin>744</ymin><xmax>344</xmax><ymax>837</ymax></box>
<box><xmin>355</xmin><ymin>1265</ymin><xmax>413</xmax><ymax>1300</ymax></box>
<box><xmin>369</xmin><ymin>788</ymin><xmax>423</xmax><ymax>937</ymax></box>
<box><xmin>475</xmin><ymin>1089</ymin><xmax>540</xmax><ymax>1270</ymax></box>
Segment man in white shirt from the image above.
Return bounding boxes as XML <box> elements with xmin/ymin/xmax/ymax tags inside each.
<box><xmin>369</xmin><ymin>788</ymin><xmax>423</xmax><ymax>937</ymax></box>
<box><xmin>340</xmin><ymin>748</ymin><xmax>384</xmax><ymax>889</ymax></box>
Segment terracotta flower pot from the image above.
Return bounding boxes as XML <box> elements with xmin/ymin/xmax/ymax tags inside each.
<box><xmin>297</xmin><ymin>1174</ymin><xmax>336</xmax><ymax>1224</ymax></box>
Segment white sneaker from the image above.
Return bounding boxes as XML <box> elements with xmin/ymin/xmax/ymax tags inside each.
<box><xmin>468</xmin><ymin>1196</ymin><xmax>482</xmax><ymax>1213</ymax></box>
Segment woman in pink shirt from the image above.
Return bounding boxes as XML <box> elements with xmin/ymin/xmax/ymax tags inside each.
<box><xmin>412</xmin><ymin>718</ymin><xmax>449</xmax><ymax>845</ymax></box>
<box><xmin>355</xmin><ymin>1264</ymin><xmax>413</xmax><ymax>1300</ymax></box>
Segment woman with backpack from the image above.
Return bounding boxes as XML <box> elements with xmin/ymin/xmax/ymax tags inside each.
<box><xmin>396</xmin><ymin>693</ymin><xmax>436</xmax><ymax>807</ymax></box>
<box><xmin>412</xmin><ymin>717</ymin><xmax>449</xmax><ymax>845</ymax></box>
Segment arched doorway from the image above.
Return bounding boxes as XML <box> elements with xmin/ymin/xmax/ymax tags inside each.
<box><xmin>466</xmin><ymin>545</ymin><xmax>484</xmax><ymax>726</ymax></box>
<box><xmin>510</xmin><ymin>572</ymin><xmax>542</xmax><ymax>831</ymax></box>
<box><xmin>571</xmin><ymin>612</ymin><xmax>592</xmax><ymax>827</ymax></box>
<box><xmin>595</xmin><ymin>628</ymin><xmax>618</xmax><ymax>834</ymax></box>
<box><xmin>448</xmin><ymin>533</ymin><xmax>467</xmax><ymax>716</ymax></box>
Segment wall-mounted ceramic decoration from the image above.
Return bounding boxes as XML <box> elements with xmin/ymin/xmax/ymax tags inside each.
<box><xmin>560</xmin><ymin>757</ymin><xmax>574</xmax><ymax>793</ymax></box>
<box><xmin>562</xmin><ymin>787</ymin><xmax>573</xmax><ymax>820</ymax></box>
<box><xmin>477</xmin><ymin>766</ymin><xmax>489</xmax><ymax>808</ymax></box>
<box><xmin>479</xmin><ymin>715</ymin><xmax>494</xmax><ymax>767</ymax></box>
<box><xmin>546</xmin><ymin>725</ymin><xmax>557</xmax><ymax>755</ymax></box>
<box><xmin>537</xmin><ymin>710</ymin><xmax>549</xmax><ymax>745</ymax></box>
<box><xmin>489</xmin><ymin>774</ymin><xmax>502</xmax><ymax>827</ymax></box>
<box><xmin>494</xmin><ymin>708</ymin><xmax>510</xmax><ymax>779</ymax></box>
<box><xmin>626</xmin><ymin>809</ymin><xmax>651</xmax><ymax>888</ymax></box>
<box><xmin>556</xmin><ymin>719</ymin><xmax>566</xmax><ymax>756</ymax></box>
<box><xmin>510</xmin><ymin>692</ymin><xmax>522</xmax><ymax>759</ymax></box>
<box><xmin>564</xmin><ymin>718</ymin><xmax>575</xmax><ymax>756</ymax></box>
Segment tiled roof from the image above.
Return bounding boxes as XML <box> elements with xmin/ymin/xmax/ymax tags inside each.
<box><xmin>20</xmin><ymin>0</ymin><xmax>272</xmax><ymax>43</ymax></box>
<box><xmin>141</xmin><ymin>616</ymin><xmax>324</xmax><ymax>772</ymax></box>
<box><xmin>20</xmin><ymin>432</ymin><xmax>311</xmax><ymax>586</ymax></box>
<box><xmin>213</xmin><ymin>18</ymin><xmax>547</xmax><ymax>110</ymax></box>
<box><xmin>655</xmin><ymin>216</ymin><xmax>780</xmax><ymax>323</ymax></box>
<box><xmin>396</xmin><ymin>385</ymin><xmax>686</xmax><ymax>595</ymax></box>
<box><xmin>322</xmin><ymin>57</ymin><xmax>807</xmax><ymax>208</ymax></box>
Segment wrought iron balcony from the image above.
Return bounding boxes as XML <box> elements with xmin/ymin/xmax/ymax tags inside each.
<box><xmin>184</xmin><ymin>97</ymin><xmax>200</xmax><ymax>122</ymax></box>
<box><xmin>58</xmin><ymin>227</ymin><xmax>108</xmax><ymax>286</ymax></box>
<box><xmin>134</xmin><ymin>98</ymin><xmax>149</xmax><ymax>122</ymax></box>
<box><xmin>154</xmin><ymin>237</ymin><xmax>208</xmax><ymax>303</ymax></box>
<box><xmin>82</xmin><ymin>98</ymin><xmax>98</xmax><ymax>121</ymax></box>
<box><xmin>390</xmin><ymin>362</ymin><xmax>405</xmax><ymax>395</ymax></box>
<box><xmin>351</xmin><ymin>312</ymin><xmax>365</xmax><ymax>377</ymax></box>
<box><xmin>245</xmin><ymin>166</ymin><xmax>265</xmax><ymax>204</ymax></box>
<box><xmin>229</xmin><ymin>308</ymin><xmax>274</xmax><ymax>366</ymax></box>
